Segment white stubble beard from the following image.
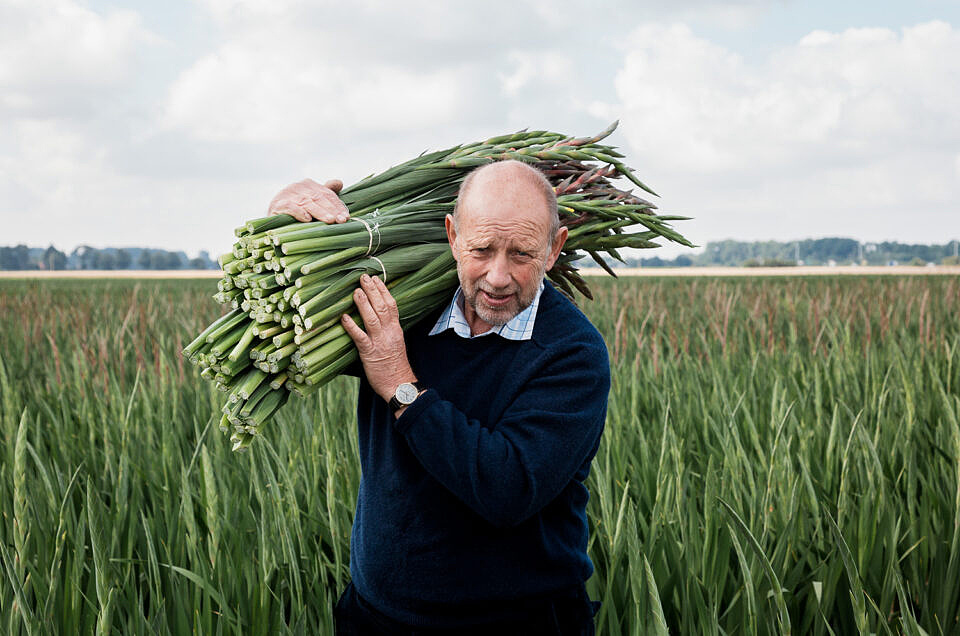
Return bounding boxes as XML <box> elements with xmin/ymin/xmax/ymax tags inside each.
<box><xmin>457</xmin><ymin>257</ymin><xmax>546</xmax><ymax>327</ymax></box>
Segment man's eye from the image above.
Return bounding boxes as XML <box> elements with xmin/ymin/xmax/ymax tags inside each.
<box><xmin>472</xmin><ymin>247</ymin><xmax>488</xmax><ymax>253</ymax></box>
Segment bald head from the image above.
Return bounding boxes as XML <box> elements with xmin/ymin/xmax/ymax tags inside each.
<box><xmin>452</xmin><ymin>160</ymin><xmax>559</xmax><ymax>237</ymax></box>
<box><xmin>444</xmin><ymin>160</ymin><xmax>568</xmax><ymax>332</ymax></box>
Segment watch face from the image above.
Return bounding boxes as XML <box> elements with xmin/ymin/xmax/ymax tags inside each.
<box><xmin>396</xmin><ymin>383</ymin><xmax>419</xmax><ymax>404</ymax></box>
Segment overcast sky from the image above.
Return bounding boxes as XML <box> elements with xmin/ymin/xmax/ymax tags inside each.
<box><xmin>2</xmin><ymin>0</ymin><xmax>958</xmax><ymax>258</ymax></box>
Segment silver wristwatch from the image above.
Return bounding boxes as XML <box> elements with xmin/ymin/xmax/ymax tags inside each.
<box><xmin>389</xmin><ymin>382</ymin><xmax>423</xmax><ymax>411</ymax></box>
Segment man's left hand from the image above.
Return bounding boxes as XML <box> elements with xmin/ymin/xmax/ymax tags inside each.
<box><xmin>341</xmin><ymin>274</ymin><xmax>417</xmax><ymax>404</ymax></box>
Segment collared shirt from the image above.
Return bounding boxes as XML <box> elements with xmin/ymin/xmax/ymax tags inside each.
<box><xmin>428</xmin><ymin>282</ymin><xmax>544</xmax><ymax>341</ymax></box>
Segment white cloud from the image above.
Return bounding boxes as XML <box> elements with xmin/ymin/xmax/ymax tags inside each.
<box><xmin>498</xmin><ymin>50</ymin><xmax>573</xmax><ymax>96</ymax></box>
<box><xmin>161</xmin><ymin>32</ymin><xmax>465</xmax><ymax>143</ymax></box>
<box><xmin>0</xmin><ymin>0</ymin><xmax>149</xmax><ymax>114</ymax></box>
<box><xmin>597</xmin><ymin>21</ymin><xmax>960</xmax><ymax>244</ymax></box>
<box><xmin>608</xmin><ymin>21</ymin><xmax>960</xmax><ymax>172</ymax></box>
<box><xmin>198</xmin><ymin>0</ymin><xmax>306</xmax><ymax>25</ymax></box>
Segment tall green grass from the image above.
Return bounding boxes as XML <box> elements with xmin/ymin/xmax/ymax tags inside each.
<box><xmin>0</xmin><ymin>275</ymin><xmax>958</xmax><ymax>634</ymax></box>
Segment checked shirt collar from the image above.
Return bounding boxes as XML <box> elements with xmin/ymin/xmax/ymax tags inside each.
<box><xmin>428</xmin><ymin>281</ymin><xmax>544</xmax><ymax>341</ymax></box>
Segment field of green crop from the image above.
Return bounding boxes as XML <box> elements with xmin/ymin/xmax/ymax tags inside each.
<box><xmin>1</xmin><ymin>275</ymin><xmax>958</xmax><ymax>635</ymax></box>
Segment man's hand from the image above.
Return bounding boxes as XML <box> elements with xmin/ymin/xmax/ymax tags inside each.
<box><xmin>341</xmin><ymin>274</ymin><xmax>418</xmax><ymax>406</ymax></box>
<box><xmin>268</xmin><ymin>178</ymin><xmax>350</xmax><ymax>224</ymax></box>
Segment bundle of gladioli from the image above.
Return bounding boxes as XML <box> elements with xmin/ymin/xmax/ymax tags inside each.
<box><xmin>182</xmin><ymin>122</ymin><xmax>692</xmax><ymax>451</ymax></box>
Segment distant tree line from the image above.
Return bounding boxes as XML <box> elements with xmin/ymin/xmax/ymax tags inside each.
<box><xmin>0</xmin><ymin>245</ymin><xmax>218</xmax><ymax>270</ymax></box>
<box><xmin>4</xmin><ymin>238</ymin><xmax>958</xmax><ymax>271</ymax></box>
<box><xmin>615</xmin><ymin>238</ymin><xmax>960</xmax><ymax>268</ymax></box>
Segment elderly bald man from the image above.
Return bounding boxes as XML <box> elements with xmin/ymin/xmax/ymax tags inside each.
<box><xmin>269</xmin><ymin>161</ymin><xmax>610</xmax><ymax>635</ymax></box>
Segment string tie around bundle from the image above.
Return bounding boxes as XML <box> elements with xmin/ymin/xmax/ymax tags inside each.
<box><xmin>371</xmin><ymin>256</ymin><xmax>387</xmax><ymax>282</ymax></box>
<box><xmin>354</xmin><ymin>218</ymin><xmax>382</xmax><ymax>256</ymax></box>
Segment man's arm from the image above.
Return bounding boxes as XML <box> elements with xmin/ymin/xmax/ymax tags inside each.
<box><xmin>393</xmin><ymin>345</ymin><xmax>609</xmax><ymax>528</ymax></box>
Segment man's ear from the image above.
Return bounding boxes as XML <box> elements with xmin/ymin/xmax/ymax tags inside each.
<box><xmin>545</xmin><ymin>226</ymin><xmax>568</xmax><ymax>271</ymax></box>
<box><xmin>444</xmin><ymin>214</ymin><xmax>459</xmax><ymax>261</ymax></box>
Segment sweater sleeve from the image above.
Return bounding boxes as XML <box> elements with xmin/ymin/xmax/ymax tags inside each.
<box><xmin>393</xmin><ymin>340</ymin><xmax>610</xmax><ymax>528</ymax></box>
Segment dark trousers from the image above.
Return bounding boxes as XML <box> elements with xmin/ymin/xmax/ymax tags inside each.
<box><xmin>333</xmin><ymin>582</ymin><xmax>599</xmax><ymax>636</ymax></box>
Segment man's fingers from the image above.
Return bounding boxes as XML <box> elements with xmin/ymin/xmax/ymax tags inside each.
<box><xmin>374</xmin><ymin>276</ymin><xmax>401</xmax><ymax>320</ymax></box>
<box><xmin>353</xmin><ymin>287</ymin><xmax>381</xmax><ymax>331</ymax></box>
<box><xmin>316</xmin><ymin>189</ymin><xmax>350</xmax><ymax>222</ymax></box>
<box><xmin>271</xmin><ymin>202</ymin><xmax>311</xmax><ymax>223</ymax></box>
<box><xmin>302</xmin><ymin>199</ymin><xmax>338</xmax><ymax>223</ymax></box>
<box><xmin>340</xmin><ymin>314</ymin><xmax>369</xmax><ymax>350</ymax></box>
<box><xmin>360</xmin><ymin>275</ymin><xmax>388</xmax><ymax>314</ymax></box>
<box><xmin>323</xmin><ymin>179</ymin><xmax>343</xmax><ymax>193</ymax></box>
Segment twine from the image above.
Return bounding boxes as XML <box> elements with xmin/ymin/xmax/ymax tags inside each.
<box><xmin>354</xmin><ymin>218</ymin><xmax>382</xmax><ymax>256</ymax></box>
<box><xmin>371</xmin><ymin>256</ymin><xmax>388</xmax><ymax>282</ymax></box>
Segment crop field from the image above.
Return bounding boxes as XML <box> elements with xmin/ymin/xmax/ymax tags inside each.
<box><xmin>1</xmin><ymin>275</ymin><xmax>958</xmax><ymax>634</ymax></box>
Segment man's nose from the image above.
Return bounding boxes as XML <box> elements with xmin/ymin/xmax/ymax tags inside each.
<box><xmin>486</xmin><ymin>254</ymin><xmax>512</xmax><ymax>289</ymax></box>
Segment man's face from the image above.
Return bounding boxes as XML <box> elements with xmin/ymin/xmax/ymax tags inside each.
<box><xmin>445</xmin><ymin>168</ymin><xmax>566</xmax><ymax>328</ymax></box>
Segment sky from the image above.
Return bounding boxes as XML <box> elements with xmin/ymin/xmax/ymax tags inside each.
<box><xmin>1</xmin><ymin>0</ymin><xmax>959</xmax><ymax>259</ymax></box>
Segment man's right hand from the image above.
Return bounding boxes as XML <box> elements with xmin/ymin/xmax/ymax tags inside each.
<box><xmin>267</xmin><ymin>178</ymin><xmax>350</xmax><ymax>224</ymax></box>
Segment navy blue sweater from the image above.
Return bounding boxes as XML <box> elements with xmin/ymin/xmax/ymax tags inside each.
<box><xmin>350</xmin><ymin>282</ymin><xmax>610</xmax><ymax>628</ymax></box>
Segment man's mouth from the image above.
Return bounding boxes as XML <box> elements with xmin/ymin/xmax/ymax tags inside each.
<box><xmin>479</xmin><ymin>289</ymin><xmax>514</xmax><ymax>307</ymax></box>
